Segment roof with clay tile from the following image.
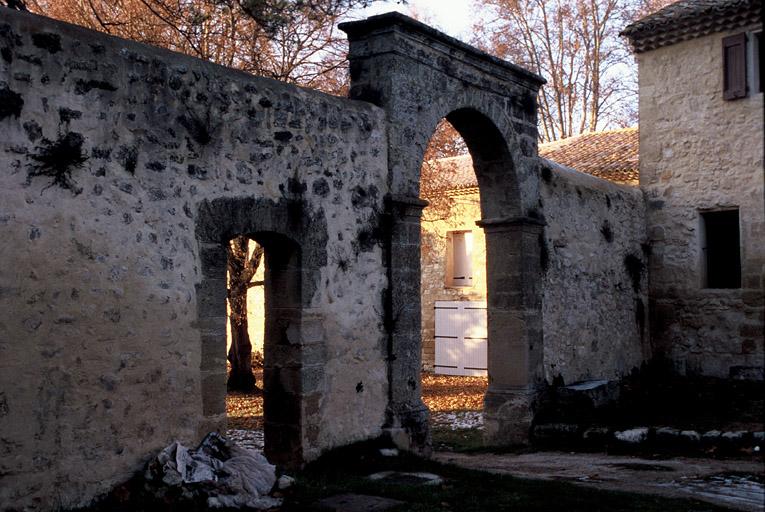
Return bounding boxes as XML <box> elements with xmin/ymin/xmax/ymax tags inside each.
<box><xmin>538</xmin><ymin>127</ymin><xmax>639</xmax><ymax>184</ymax></box>
<box><xmin>426</xmin><ymin>127</ymin><xmax>639</xmax><ymax>193</ymax></box>
<box><xmin>621</xmin><ymin>0</ymin><xmax>761</xmax><ymax>53</ymax></box>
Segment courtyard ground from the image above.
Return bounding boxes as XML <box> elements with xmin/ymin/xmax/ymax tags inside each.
<box><xmin>224</xmin><ymin>372</ymin><xmax>764</xmax><ymax>511</ymax></box>
<box><xmin>225</xmin><ymin>372</ymin><xmax>489</xmax><ymax>450</ymax></box>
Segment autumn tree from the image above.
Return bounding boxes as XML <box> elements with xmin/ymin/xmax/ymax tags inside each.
<box><xmin>26</xmin><ymin>0</ymin><xmax>379</xmax><ymax>95</ymax></box>
<box><xmin>420</xmin><ymin>119</ymin><xmax>470</xmax><ymax>221</ymax></box>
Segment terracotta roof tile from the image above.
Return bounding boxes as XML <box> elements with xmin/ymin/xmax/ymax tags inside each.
<box><xmin>426</xmin><ymin>127</ymin><xmax>639</xmax><ymax>192</ymax></box>
<box><xmin>621</xmin><ymin>0</ymin><xmax>761</xmax><ymax>53</ymax></box>
<box><xmin>538</xmin><ymin>127</ymin><xmax>639</xmax><ymax>184</ymax></box>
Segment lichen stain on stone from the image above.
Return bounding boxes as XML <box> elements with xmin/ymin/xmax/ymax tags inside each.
<box><xmin>74</xmin><ymin>79</ymin><xmax>118</xmax><ymax>95</ymax></box>
<box><xmin>624</xmin><ymin>253</ymin><xmax>645</xmax><ymax>293</ymax></box>
<box><xmin>0</xmin><ymin>85</ymin><xmax>24</xmax><ymax>120</ymax></box>
<box><xmin>26</xmin><ymin>132</ymin><xmax>88</xmax><ymax>194</ymax></box>
<box><xmin>31</xmin><ymin>32</ymin><xmax>62</xmax><ymax>54</ymax></box>
<box><xmin>116</xmin><ymin>145</ymin><xmax>138</xmax><ymax>175</ymax></box>
<box><xmin>601</xmin><ymin>220</ymin><xmax>614</xmax><ymax>243</ymax></box>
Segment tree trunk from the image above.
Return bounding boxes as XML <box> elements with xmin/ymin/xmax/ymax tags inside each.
<box><xmin>226</xmin><ymin>236</ymin><xmax>263</xmax><ymax>392</ymax></box>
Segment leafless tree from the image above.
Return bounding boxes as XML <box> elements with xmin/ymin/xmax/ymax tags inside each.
<box><xmin>473</xmin><ymin>0</ymin><xmax>674</xmax><ymax>142</ymax></box>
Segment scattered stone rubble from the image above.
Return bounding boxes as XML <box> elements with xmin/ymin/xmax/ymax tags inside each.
<box><xmin>533</xmin><ymin>423</ymin><xmax>765</xmax><ymax>454</ymax></box>
<box><xmin>145</xmin><ymin>432</ymin><xmax>281</xmax><ymax>510</ymax></box>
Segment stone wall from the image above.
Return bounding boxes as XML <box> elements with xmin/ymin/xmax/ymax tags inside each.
<box><xmin>638</xmin><ymin>26</ymin><xmax>765</xmax><ymax>379</ymax></box>
<box><xmin>0</xmin><ymin>10</ymin><xmax>389</xmax><ymax>510</ymax></box>
<box><xmin>418</xmin><ymin>161</ymin><xmax>648</xmax><ymax>384</ymax></box>
<box><xmin>540</xmin><ymin>161</ymin><xmax>649</xmax><ymax>384</ymax></box>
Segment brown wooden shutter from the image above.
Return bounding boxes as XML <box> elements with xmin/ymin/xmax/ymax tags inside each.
<box><xmin>722</xmin><ymin>33</ymin><xmax>747</xmax><ymax>100</ymax></box>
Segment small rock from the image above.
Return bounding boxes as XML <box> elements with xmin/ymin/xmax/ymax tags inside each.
<box><xmin>368</xmin><ymin>471</ymin><xmax>444</xmax><ymax>486</ymax></box>
<box><xmin>277</xmin><ymin>475</ymin><xmax>295</xmax><ymax>490</ymax></box>
<box><xmin>655</xmin><ymin>427</ymin><xmax>680</xmax><ymax>443</ymax></box>
<box><xmin>615</xmin><ymin>428</ymin><xmax>649</xmax><ymax>444</ymax></box>
<box><xmin>316</xmin><ymin>493</ymin><xmax>404</xmax><ymax>512</ymax></box>
<box><xmin>679</xmin><ymin>430</ymin><xmax>701</xmax><ymax>444</ymax></box>
<box><xmin>583</xmin><ymin>427</ymin><xmax>609</xmax><ymax>444</ymax></box>
<box><xmin>702</xmin><ymin>430</ymin><xmax>722</xmax><ymax>444</ymax></box>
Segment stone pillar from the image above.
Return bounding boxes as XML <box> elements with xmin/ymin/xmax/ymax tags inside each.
<box><xmin>383</xmin><ymin>195</ymin><xmax>431</xmax><ymax>455</ymax></box>
<box><xmin>477</xmin><ymin>216</ymin><xmax>544</xmax><ymax>445</ymax></box>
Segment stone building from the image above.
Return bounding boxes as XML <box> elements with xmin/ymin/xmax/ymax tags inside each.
<box><xmin>0</xmin><ymin>1</ymin><xmax>759</xmax><ymax>509</ymax></box>
<box><xmin>622</xmin><ymin>0</ymin><xmax>763</xmax><ymax>379</ymax></box>
<box><xmin>420</xmin><ymin>128</ymin><xmax>640</xmax><ymax>373</ymax></box>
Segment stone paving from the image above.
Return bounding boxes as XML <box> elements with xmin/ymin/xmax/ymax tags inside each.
<box><xmin>227</xmin><ymin>428</ymin><xmax>265</xmax><ymax>452</ymax></box>
<box><xmin>435</xmin><ymin>451</ymin><xmax>765</xmax><ymax>512</ymax></box>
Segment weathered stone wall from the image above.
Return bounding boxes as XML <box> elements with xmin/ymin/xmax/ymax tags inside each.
<box><xmin>638</xmin><ymin>27</ymin><xmax>765</xmax><ymax>379</ymax></box>
<box><xmin>0</xmin><ymin>10</ymin><xmax>389</xmax><ymax>510</ymax></box>
<box><xmin>418</xmin><ymin>161</ymin><xmax>648</xmax><ymax>384</ymax></box>
<box><xmin>420</xmin><ymin>191</ymin><xmax>487</xmax><ymax>370</ymax></box>
<box><xmin>540</xmin><ymin>161</ymin><xmax>649</xmax><ymax>384</ymax></box>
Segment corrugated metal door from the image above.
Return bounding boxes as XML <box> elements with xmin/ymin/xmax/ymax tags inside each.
<box><xmin>434</xmin><ymin>301</ymin><xmax>487</xmax><ymax>376</ymax></box>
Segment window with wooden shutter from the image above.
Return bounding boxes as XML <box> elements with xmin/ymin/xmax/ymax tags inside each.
<box><xmin>723</xmin><ymin>33</ymin><xmax>747</xmax><ymax>100</ymax></box>
<box><xmin>446</xmin><ymin>230</ymin><xmax>473</xmax><ymax>287</ymax></box>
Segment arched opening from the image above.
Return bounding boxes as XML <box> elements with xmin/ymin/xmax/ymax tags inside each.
<box><xmin>419</xmin><ymin>118</ymin><xmax>489</xmax><ymax>450</ymax></box>
<box><xmin>418</xmin><ymin>108</ymin><xmax>527</xmax><ymax>448</ymax></box>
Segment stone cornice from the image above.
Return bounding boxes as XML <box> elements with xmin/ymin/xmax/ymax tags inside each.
<box><xmin>339</xmin><ymin>12</ymin><xmax>546</xmax><ymax>89</ymax></box>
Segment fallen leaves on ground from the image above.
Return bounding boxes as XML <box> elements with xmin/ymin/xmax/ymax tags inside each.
<box><xmin>226</xmin><ymin>369</ymin><xmax>264</xmax><ymax>430</ymax></box>
<box><xmin>225</xmin><ymin>372</ymin><xmax>487</xmax><ymax>430</ymax></box>
<box><xmin>421</xmin><ymin>373</ymin><xmax>487</xmax><ymax>412</ymax></box>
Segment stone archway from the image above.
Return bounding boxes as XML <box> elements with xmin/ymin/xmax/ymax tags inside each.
<box><xmin>341</xmin><ymin>13</ymin><xmax>547</xmax><ymax>449</ymax></box>
<box><xmin>194</xmin><ymin>197</ymin><xmax>329</xmax><ymax>468</ymax></box>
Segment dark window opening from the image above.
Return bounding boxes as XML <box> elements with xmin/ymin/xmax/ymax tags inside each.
<box><xmin>702</xmin><ymin>210</ymin><xmax>741</xmax><ymax>289</ymax></box>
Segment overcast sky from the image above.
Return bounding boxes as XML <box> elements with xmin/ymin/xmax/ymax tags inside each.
<box><xmin>349</xmin><ymin>0</ymin><xmax>479</xmax><ymax>41</ymax></box>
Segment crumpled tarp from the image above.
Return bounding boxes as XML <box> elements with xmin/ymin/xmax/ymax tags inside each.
<box><xmin>145</xmin><ymin>432</ymin><xmax>280</xmax><ymax>509</ymax></box>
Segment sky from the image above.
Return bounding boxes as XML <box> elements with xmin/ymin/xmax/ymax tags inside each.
<box><xmin>348</xmin><ymin>0</ymin><xmax>480</xmax><ymax>42</ymax></box>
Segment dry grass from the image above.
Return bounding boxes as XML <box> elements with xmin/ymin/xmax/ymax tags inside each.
<box><xmin>225</xmin><ymin>372</ymin><xmax>487</xmax><ymax>430</ymax></box>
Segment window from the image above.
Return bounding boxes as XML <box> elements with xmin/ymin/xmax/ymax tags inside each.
<box><xmin>723</xmin><ymin>31</ymin><xmax>762</xmax><ymax>100</ymax></box>
<box><xmin>446</xmin><ymin>230</ymin><xmax>473</xmax><ymax>287</ymax></box>
<box><xmin>749</xmin><ymin>31</ymin><xmax>762</xmax><ymax>94</ymax></box>
<box><xmin>701</xmin><ymin>210</ymin><xmax>741</xmax><ymax>289</ymax></box>
<box><xmin>723</xmin><ymin>33</ymin><xmax>747</xmax><ymax>100</ymax></box>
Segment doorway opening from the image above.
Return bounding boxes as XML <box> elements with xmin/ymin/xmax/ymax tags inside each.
<box><xmin>210</xmin><ymin>231</ymin><xmax>305</xmax><ymax>467</ymax></box>
<box><xmin>419</xmin><ymin>118</ymin><xmax>489</xmax><ymax>451</ymax></box>
<box><xmin>225</xmin><ymin>236</ymin><xmax>266</xmax><ymax>452</ymax></box>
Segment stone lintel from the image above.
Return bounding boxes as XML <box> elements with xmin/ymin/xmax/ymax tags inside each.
<box><xmin>339</xmin><ymin>12</ymin><xmax>545</xmax><ymax>90</ymax></box>
<box><xmin>477</xmin><ymin>216</ymin><xmax>546</xmax><ymax>232</ymax></box>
